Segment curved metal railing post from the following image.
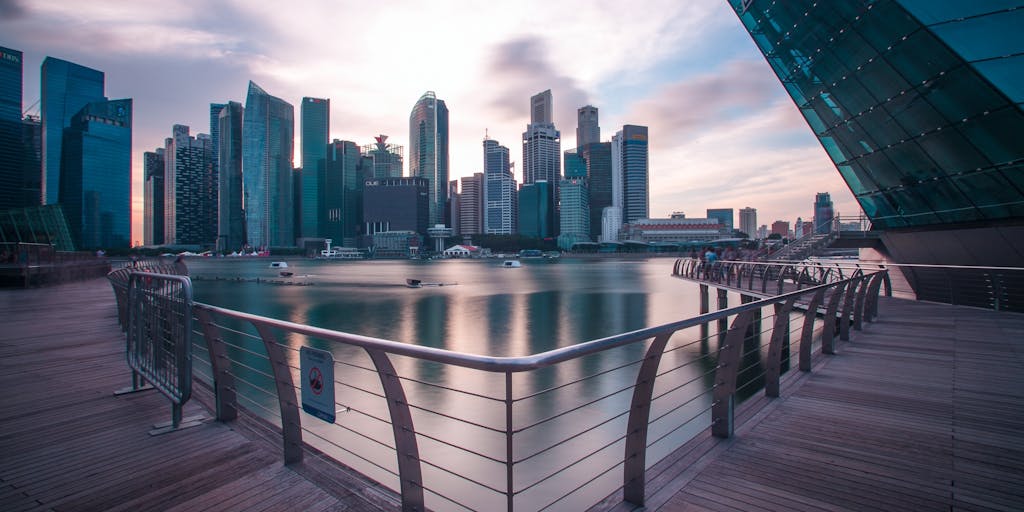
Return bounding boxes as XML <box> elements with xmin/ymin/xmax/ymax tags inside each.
<box><xmin>194</xmin><ymin>307</ymin><xmax>238</xmax><ymax>421</ymax></box>
<box><xmin>799</xmin><ymin>288</ymin><xmax>826</xmax><ymax>371</ymax></box>
<box><xmin>765</xmin><ymin>297</ymin><xmax>797</xmax><ymax>398</ymax></box>
<box><xmin>623</xmin><ymin>332</ymin><xmax>673</xmax><ymax>505</ymax></box>
<box><xmin>251</xmin><ymin>323</ymin><xmax>304</xmax><ymax>464</ymax></box>
<box><xmin>853</xmin><ymin>274</ymin><xmax>869</xmax><ymax>330</ymax></box>
<box><xmin>505</xmin><ymin>371</ymin><xmax>514</xmax><ymax>512</ymax></box>
<box><xmin>821</xmin><ymin>281</ymin><xmax>847</xmax><ymax>355</ymax></box>
<box><xmin>365</xmin><ymin>348</ymin><xmax>425</xmax><ymax>511</ymax></box>
<box><xmin>839</xmin><ymin>277</ymin><xmax>861</xmax><ymax>341</ymax></box>
<box><xmin>711</xmin><ymin>310</ymin><xmax>756</xmax><ymax>438</ymax></box>
<box><xmin>866</xmin><ymin>271</ymin><xmax>887</xmax><ymax>321</ymax></box>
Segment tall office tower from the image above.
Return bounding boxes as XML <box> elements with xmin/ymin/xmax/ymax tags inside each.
<box><xmin>143</xmin><ymin>148</ymin><xmax>165</xmax><ymax>246</ymax></box>
<box><xmin>300</xmin><ymin>97</ymin><xmax>329</xmax><ymax>237</ymax></box>
<box><xmin>576</xmin><ymin>105</ymin><xmax>600</xmax><ymax>148</ymax></box>
<box><xmin>209</xmin><ymin>103</ymin><xmax>226</xmax><ymax>185</ymax></box>
<box><xmin>448</xmin><ymin>179</ymin><xmax>460</xmax><ymax>235</ymax></box>
<box><xmin>40</xmin><ymin>57</ymin><xmax>105</xmax><ymax>205</ymax></box>
<box><xmin>163</xmin><ymin>125</ymin><xmax>215</xmax><ymax>246</ymax></box>
<box><xmin>564</xmin><ymin>149</ymin><xmax>587</xmax><ymax>179</ymax></box>
<box><xmin>730</xmin><ymin>1</ymin><xmax>1024</xmax><ymax>267</ymax></box>
<box><xmin>217</xmin><ymin>101</ymin><xmax>245</xmax><ymax>252</ymax></box>
<box><xmin>363</xmin><ymin>177</ymin><xmax>429</xmax><ymax>238</ymax></box>
<box><xmin>59</xmin><ymin>98</ymin><xmax>132</xmax><ymax>249</ymax></box>
<box><xmin>21</xmin><ymin>114</ymin><xmax>42</xmax><ymax>207</ymax></box>
<box><xmin>531</xmin><ymin>89</ymin><xmax>553</xmax><ymax>124</ymax></box>
<box><xmin>582</xmin><ymin>142</ymin><xmax>612</xmax><ymax>240</ymax></box>
<box><xmin>523</xmin><ymin>91</ymin><xmax>562</xmax><ymax>185</ymax></box>
<box><xmin>459</xmin><ymin>173</ymin><xmax>484</xmax><ymax>235</ymax></box>
<box><xmin>813</xmin><ymin>192</ymin><xmax>834</xmax><ymax>233</ymax></box>
<box><xmin>707</xmin><ymin>208</ymin><xmax>735</xmax><ymax>234</ymax></box>
<box><xmin>558</xmin><ymin>176</ymin><xmax>591</xmax><ymax>249</ymax></box>
<box><xmin>484</xmin><ymin>137</ymin><xmax>516</xmax><ymax>234</ymax></box>
<box><xmin>519</xmin><ymin>181</ymin><xmax>554</xmax><ymax>238</ymax></box>
<box><xmin>361</xmin><ymin>135</ymin><xmax>404</xmax><ymax>178</ymax></box>
<box><xmin>243</xmin><ymin>81</ymin><xmax>294</xmax><ymax>249</ymax></box>
<box><xmin>620</xmin><ymin>125</ymin><xmax>649</xmax><ymax>224</ymax></box>
<box><xmin>0</xmin><ymin>46</ymin><xmax>24</xmax><ymax>210</ymax></box>
<box><xmin>324</xmin><ymin>139</ymin><xmax>362</xmax><ymax>245</ymax></box>
<box><xmin>409</xmin><ymin>91</ymin><xmax>449</xmax><ymax>227</ymax></box>
<box><xmin>739</xmin><ymin>207</ymin><xmax>757</xmax><ymax>238</ymax></box>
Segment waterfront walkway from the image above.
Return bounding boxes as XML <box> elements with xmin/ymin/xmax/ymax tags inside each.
<box><xmin>0</xmin><ymin>278</ymin><xmax>398</xmax><ymax>512</ymax></box>
<box><xmin>3</xmin><ymin>279</ymin><xmax>1023</xmax><ymax>511</ymax></box>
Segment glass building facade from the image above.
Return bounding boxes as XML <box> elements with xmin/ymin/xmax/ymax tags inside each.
<box><xmin>41</xmin><ymin>57</ymin><xmax>105</xmax><ymax>206</ymax></box>
<box><xmin>164</xmin><ymin>125</ymin><xmax>215</xmax><ymax>246</ymax></box>
<box><xmin>59</xmin><ymin>98</ymin><xmax>132</xmax><ymax>249</ymax></box>
<box><xmin>143</xmin><ymin>148</ymin><xmax>165</xmax><ymax>246</ymax></box>
<box><xmin>621</xmin><ymin>125</ymin><xmax>649</xmax><ymax>224</ymax></box>
<box><xmin>583</xmin><ymin>142</ymin><xmax>612</xmax><ymax>240</ymax></box>
<box><xmin>324</xmin><ymin>139</ymin><xmax>362</xmax><ymax>245</ymax></box>
<box><xmin>0</xmin><ymin>46</ymin><xmax>24</xmax><ymax>211</ymax></box>
<box><xmin>484</xmin><ymin>138</ymin><xmax>516</xmax><ymax>234</ymax></box>
<box><xmin>409</xmin><ymin>91</ymin><xmax>449</xmax><ymax>227</ymax></box>
<box><xmin>217</xmin><ymin>101</ymin><xmax>245</xmax><ymax>253</ymax></box>
<box><xmin>362</xmin><ymin>177</ymin><xmax>429</xmax><ymax>238</ymax></box>
<box><xmin>243</xmin><ymin>81</ymin><xmax>294</xmax><ymax>249</ymax></box>
<box><xmin>729</xmin><ymin>1</ymin><xmax>1024</xmax><ymax>234</ymax></box>
<box><xmin>300</xmin><ymin>97</ymin><xmax>329</xmax><ymax>238</ymax></box>
<box><xmin>361</xmin><ymin>135</ymin><xmax>404</xmax><ymax>179</ymax></box>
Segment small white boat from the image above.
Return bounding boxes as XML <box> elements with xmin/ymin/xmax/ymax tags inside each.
<box><xmin>270</xmin><ymin>261</ymin><xmax>288</xmax><ymax>269</ymax></box>
<box><xmin>502</xmin><ymin>260</ymin><xmax>521</xmax><ymax>268</ymax></box>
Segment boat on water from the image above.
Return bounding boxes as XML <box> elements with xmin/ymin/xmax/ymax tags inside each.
<box><xmin>270</xmin><ymin>261</ymin><xmax>289</xmax><ymax>269</ymax></box>
<box><xmin>406</xmin><ymin>278</ymin><xmax>456</xmax><ymax>288</ymax></box>
<box><xmin>279</xmin><ymin>271</ymin><xmax>294</xmax><ymax>277</ymax></box>
<box><xmin>502</xmin><ymin>260</ymin><xmax>522</xmax><ymax>268</ymax></box>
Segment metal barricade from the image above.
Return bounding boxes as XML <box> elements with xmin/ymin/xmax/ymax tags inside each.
<box><xmin>126</xmin><ymin>271</ymin><xmax>201</xmax><ymax>434</ymax></box>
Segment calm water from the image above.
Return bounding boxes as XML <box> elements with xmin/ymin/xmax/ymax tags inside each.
<box><xmin>184</xmin><ymin>256</ymin><xmax>766</xmax><ymax>511</ymax></box>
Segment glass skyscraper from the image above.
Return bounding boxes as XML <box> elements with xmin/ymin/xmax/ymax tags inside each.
<box><xmin>361</xmin><ymin>135</ymin><xmax>404</xmax><ymax>179</ymax></box>
<box><xmin>518</xmin><ymin>181</ymin><xmax>553</xmax><ymax>238</ymax></box>
<box><xmin>576</xmin><ymin>105</ymin><xmax>600</xmax><ymax>148</ymax></box>
<box><xmin>243</xmin><ymin>81</ymin><xmax>294</xmax><ymax>249</ymax></box>
<box><xmin>324</xmin><ymin>139</ymin><xmax>362</xmax><ymax>245</ymax></box>
<box><xmin>0</xmin><ymin>46</ymin><xmax>24</xmax><ymax>210</ymax></box>
<box><xmin>164</xmin><ymin>125</ymin><xmax>215</xmax><ymax>246</ymax></box>
<box><xmin>583</xmin><ymin>142</ymin><xmax>613</xmax><ymax>240</ymax></box>
<box><xmin>217</xmin><ymin>101</ymin><xmax>245</xmax><ymax>253</ymax></box>
<box><xmin>300</xmin><ymin>97</ymin><xmax>329</xmax><ymax>238</ymax></box>
<box><xmin>484</xmin><ymin>138</ymin><xmax>516</xmax><ymax>234</ymax></box>
<box><xmin>730</xmin><ymin>1</ymin><xmax>1024</xmax><ymax>266</ymax></box>
<box><xmin>59</xmin><ymin>98</ymin><xmax>132</xmax><ymax>249</ymax></box>
<box><xmin>41</xmin><ymin>57</ymin><xmax>105</xmax><ymax>206</ymax></box>
<box><xmin>813</xmin><ymin>192</ymin><xmax>835</xmax><ymax>233</ymax></box>
<box><xmin>409</xmin><ymin>91</ymin><xmax>449</xmax><ymax>227</ymax></box>
<box><xmin>707</xmin><ymin>208</ymin><xmax>735</xmax><ymax>233</ymax></box>
<box><xmin>621</xmin><ymin>125</ymin><xmax>649</xmax><ymax>224</ymax></box>
<box><xmin>143</xmin><ymin>148</ymin><xmax>165</xmax><ymax>246</ymax></box>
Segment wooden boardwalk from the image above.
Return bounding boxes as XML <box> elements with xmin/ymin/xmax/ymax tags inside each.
<box><xmin>616</xmin><ymin>296</ymin><xmax>1024</xmax><ymax>511</ymax></box>
<box><xmin>0</xmin><ymin>278</ymin><xmax>399</xmax><ymax>512</ymax></box>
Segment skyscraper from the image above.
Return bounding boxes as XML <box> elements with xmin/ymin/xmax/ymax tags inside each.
<box><xmin>459</xmin><ymin>173</ymin><xmax>484</xmax><ymax>235</ymax></box>
<box><xmin>576</xmin><ymin>105</ymin><xmax>600</xmax><ymax>148</ymax></box>
<box><xmin>209</xmin><ymin>103</ymin><xmax>226</xmax><ymax>181</ymax></box>
<box><xmin>409</xmin><ymin>91</ymin><xmax>449</xmax><ymax>227</ymax></box>
<box><xmin>621</xmin><ymin>125</ymin><xmax>649</xmax><ymax>224</ymax></box>
<box><xmin>59</xmin><ymin>98</ymin><xmax>132</xmax><ymax>249</ymax></box>
<box><xmin>531</xmin><ymin>89</ymin><xmax>553</xmax><ymax>124</ymax></box>
<box><xmin>813</xmin><ymin>192</ymin><xmax>835</xmax><ymax>234</ymax></box>
<box><xmin>361</xmin><ymin>135</ymin><xmax>404</xmax><ymax>178</ymax></box>
<box><xmin>324</xmin><ymin>139</ymin><xmax>362</xmax><ymax>245</ymax></box>
<box><xmin>739</xmin><ymin>207</ymin><xmax>757</xmax><ymax>238</ymax></box>
<box><xmin>730</xmin><ymin>1</ymin><xmax>1024</xmax><ymax>267</ymax></box>
<box><xmin>484</xmin><ymin>137</ymin><xmax>516</xmax><ymax>234</ymax></box>
<box><xmin>523</xmin><ymin>90</ymin><xmax>561</xmax><ymax>236</ymax></box>
<box><xmin>300</xmin><ymin>97</ymin><xmax>329</xmax><ymax>238</ymax></box>
<box><xmin>558</xmin><ymin>176</ymin><xmax>590</xmax><ymax>249</ymax></box>
<box><xmin>217</xmin><ymin>101</ymin><xmax>245</xmax><ymax>253</ymax></box>
<box><xmin>0</xmin><ymin>46</ymin><xmax>24</xmax><ymax>210</ymax></box>
<box><xmin>583</xmin><ymin>142</ymin><xmax>612</xmax><ymax>241</ymax></box>
<box><xmin>164</xmin><ymin>125</ymin><xmax>215</xmax><ymax>246</ymax></box>
<box><xmin>143</xmin><ymin>148</ymin><xmax>165</xmax><ymax>246</ymax></box>
<box><xmin>40</xmin><ymin>57</ymin><xmax>105</xmax><ymax>205</ymax></box>
<box><xmin>363</xmin><ymin>177</ymin><xmax>429</xmax><ymax>240</ymax></box>
<box><xmin>707</xmin><ymin>208</ymin><xmax>735</xmax><ymax>234</ymax></box>
<box><xmin>243</xmin><ymin>81</ymin><xmax>294</xmax><ymax>249</ymax></box>
<box><xmin>519</xmin><ymin>181</ymin><xmax>553</xmax><ymax>238</ymax></box>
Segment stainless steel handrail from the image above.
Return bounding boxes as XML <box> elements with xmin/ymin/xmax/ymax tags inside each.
<box><xmin>180</xmin><ymin>265</ymin><xmax>887</xmax><ymax>511</ymax></box>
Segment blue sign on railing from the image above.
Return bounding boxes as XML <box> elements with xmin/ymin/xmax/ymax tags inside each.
<box><xmin>300</xmin><ymin>346</ymin><xmax>336</xmax><ymax>423</ymax></box>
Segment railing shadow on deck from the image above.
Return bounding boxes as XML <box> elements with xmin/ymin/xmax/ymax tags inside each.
<box><xmin>109</xmin><ymin>263</ymin><xmax>888</xmax><ymax>512</ymax></box>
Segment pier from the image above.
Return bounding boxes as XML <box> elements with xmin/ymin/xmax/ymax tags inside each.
<box><xmin>2</xmin><ymin>271</ymin><xmax>1023</xmax><ymax>511</ymax></box>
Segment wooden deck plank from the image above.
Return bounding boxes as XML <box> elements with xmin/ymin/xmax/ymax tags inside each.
<box><xmin>0</xmin><ymin>278</ymin><xmax>396</xmax><ymax>512</ymax></box>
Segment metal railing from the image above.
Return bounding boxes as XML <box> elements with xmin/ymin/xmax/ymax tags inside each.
<box><xmin>674</xmin><ymin>258</ymin><xmax>893</xmax><ymax>298</ymax></box>
<box><xmin>164</xmin><ymin>264</ymin><xmax>889</xmax><ymax>511</ymax></box>
<box><xmin>880</xmin><ymin>262</ymin><xmax>1024</xmax><ymax>313</ymax></box>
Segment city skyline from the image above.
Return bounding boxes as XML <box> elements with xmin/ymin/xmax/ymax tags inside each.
<box><xmin>2</xmin><ymin>0</ymin><xmax>858</xmax><ymax>244</ymax></box>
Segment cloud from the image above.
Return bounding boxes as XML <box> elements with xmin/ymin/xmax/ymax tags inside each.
<box><xmin>0</xmin><ymin>0</ymin><xmax>26</xmax><ymax>19</ymax></box>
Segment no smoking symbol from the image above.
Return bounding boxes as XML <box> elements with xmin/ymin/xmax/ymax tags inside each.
<box><xmin>308</xmin><ymin>367</ymin><xmax>324</xmax><ymax>395</ymax></box>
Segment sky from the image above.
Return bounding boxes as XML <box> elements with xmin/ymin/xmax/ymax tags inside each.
<box><xmin>2</xmin><ymin>0</ymin><xmax>859</xmax><ymax>244</ymax></box>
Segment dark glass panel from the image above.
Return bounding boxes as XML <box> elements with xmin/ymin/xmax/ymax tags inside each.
<box><xmin>916</xmin><ymin>128</ymin><xmax>992</xmax><ymax>173</ymax></box>
<box><xmin>886</xmin><ymin>89</ymin><xmax>947</xmax><ymax>136</ymax></box>
<box><xmin>856</xmin><ymin>103</ymin><xmax>910</xmax><ymax>148</ymax></box>
<box><xmin>885</xmin><ymin>30</ymin><xmax>959</xmax><ymax>86</ymax></box>
<box><xmin>831</xmin><ymin>76</ymin><xmax>881</xmax><ymax>117</ymax></box>
<box><xmin>858</xmin><ymin>57</ymin><xmax>912</xmax><ymax>103</ymax></box>
<box><xmin>930</xmin><ymin>9</ymin><xmax>1024</xmax><ymax>61</ymax></box>
<box><xmin>971</xmin><ymin>55</ymin><xmax>1024</xmax><ymax>104</ymax></box>
<box><xmin>923</xmin><ymin>64</ymin><xmax>1008</xmax><ymax>123</ymax></box>
<box><xmin>886</xmin><ymin>187</ymin><xmax>941</xmax><ymax>224</ymax></box>
<box><xmin>858</xmin><ymin>192</ymin><xmax>905</xmax><ymax>228</ymax></box>
<box><xmin>810</xmin><ymin>92</ymin><xmax>845</xmax><ymax>126</ymax></box>
<box><xmin>858</xmin><ymin>1</ymin><xmax>920</xmax><ymax>53</ymax></box>
<box><xmin>883</xmin><ymin>141</ymin><xmax>940</xmax><ymax>181</ymax></box>
<box><xmin>819</xmin><ymin>135</ymin><xmax>851</xmax><ymax>164</ymax></box>
<box><xmin>952</xmin><ymin>169</ymin><xmax>1024</xmax><ymax>219</ymax></box>
<box><xmin>838</xmin><ymin>164</ymin><xmax>880</xmax><ymax>195</ymax></box>
<box><xmin>914</xmin><ymin>178</ymin><xmax>982</xmax><ymax>223</ymax></box>
<box><xmin>957</xmin><ymin>107</ymin><xmax>1024</xmax><ymax>166</ymax></box>
<box><xmin>811</xmin><ymin>48</ymin><xmax>852</xmax><ymax>84</ymax></box>
<box><xmin>831</xmin><ymin>30</ymin><xmax>877</xmax><ymax>70</ymax></box>
<box><xmin>858</xmin><ymin>151</ymin><xmax>906</xmax><ymax>188</ymax></box>
<box><xmin>801</xmin><ymin>107</ymin><xmax>828</xmax><ymax>134</ymax></box>
<box><xmin>897</xmin><ymin>0</ymin><xmax>1024</xmax><ymax>25</ymax></box>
